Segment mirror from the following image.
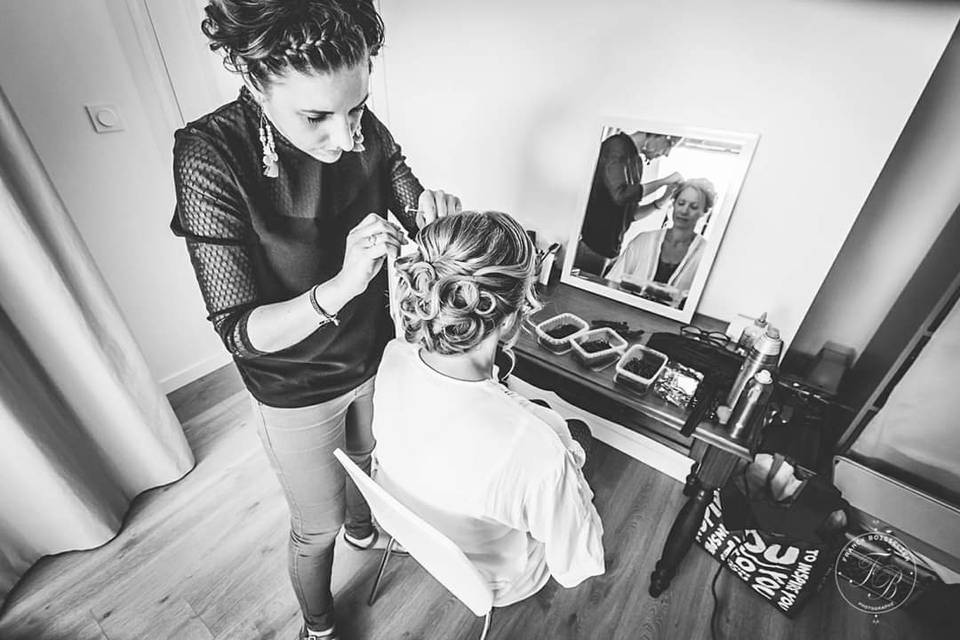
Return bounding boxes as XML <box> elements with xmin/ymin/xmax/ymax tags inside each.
<box><xmin>561</xmin><ymin>118</ymin><xmax>759</xmax><ymax>322</ymax></box>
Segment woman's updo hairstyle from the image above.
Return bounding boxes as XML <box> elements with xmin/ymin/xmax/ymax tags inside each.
<box><xmin>202</xmin><ymin>0</ymin><xmax>384</xmax><ymax>89</ymax></box>
<box><xmin>395</xmin><ymin>211</ymin><xmax>540</xmax><ymax>356</ymax></box>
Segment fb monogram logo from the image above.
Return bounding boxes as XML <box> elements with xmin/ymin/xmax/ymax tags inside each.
<box><xmin>835</xmin><ymin>531</ymin><xmax>918</xmax><ymax>616</ymax></box>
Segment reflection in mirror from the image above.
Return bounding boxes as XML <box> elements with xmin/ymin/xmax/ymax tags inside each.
<box><xmin>563</xmin><ymin>119</ymin><xmax>759</xmax><ymax>322</ymax></box>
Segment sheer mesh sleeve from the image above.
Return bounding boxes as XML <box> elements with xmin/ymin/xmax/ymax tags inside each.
<box><xmin>369</xmin><ymin>113</ymin><xmax>424</xmax><ymax>235</ymax></box>
<box><xmin>173</xmin><ymin>132</ymin><xmax>265</xmax><ymax>359</ymax></box>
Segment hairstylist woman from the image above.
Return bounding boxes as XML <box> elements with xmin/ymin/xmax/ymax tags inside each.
<box><xmin>171</xmin><ymin>2</ymin><xmax>460</xmax><ymax>638</ymax></box>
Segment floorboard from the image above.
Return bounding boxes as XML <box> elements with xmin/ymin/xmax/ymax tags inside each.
<box><xmin>0</xmin><ymin>364</ymin><xmax>944</xmax><ymax>640</ymax></box>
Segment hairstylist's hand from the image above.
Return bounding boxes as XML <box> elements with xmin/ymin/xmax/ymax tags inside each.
<box><xmin>666</xmin><ymin>171</ymin><xmax>684</xmax><ymax>184</ymax></box>
<box><xmin>336</xmin><ymin>214</ymin><xmax>405</xmax><ymax>298</ymax></box>
<box><xmin>656</xmin><ymin>182</ymin><xmax>680</xmax><ymax>208</ymax></box>
<box><xmin>416</xmin><ymin>189</ymin><xmax>462</xmax><ymax>227</ymax></box>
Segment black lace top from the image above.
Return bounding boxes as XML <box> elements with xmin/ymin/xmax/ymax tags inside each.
<box><xmin>171</xmin><ymin>88</ymin><xmax>423</xmax><ymax>407</ymax></box>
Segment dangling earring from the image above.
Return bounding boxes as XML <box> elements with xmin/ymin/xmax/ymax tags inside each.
<box><xmin>258</xmin><ymin>111</ymin><xmax>279</xmax><ymax>178</ymax></box>
<box><xmin>352</xmin><ymin>125</ymin><xmax>365</xmax><ymax>153</ymax></box>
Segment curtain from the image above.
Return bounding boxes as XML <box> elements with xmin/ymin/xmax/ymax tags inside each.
<box><xmin>0</xmin><ymin>87</ymin><xmax>194</xmax><ymax>607</ymax></box>
<box><xmin>852</xmin><ymin>294</ymin><xmax>960</xmax><ymax>502</ymax></box>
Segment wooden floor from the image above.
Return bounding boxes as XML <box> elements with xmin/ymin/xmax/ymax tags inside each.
<box><xmin>0</xmin><ymin>365</ymin><xmax>943</xmax><ymax>640</ymax></box>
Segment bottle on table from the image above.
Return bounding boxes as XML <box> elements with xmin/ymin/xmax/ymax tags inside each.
<box><xmin>726</xmin><ymin>326</ymin><xmax>782</xmax><ymax>409</ymax></box>
<box><xmin>727</xmin><ymin>369</ymin><xmax>774</xmax><ymax>443</ymax></box>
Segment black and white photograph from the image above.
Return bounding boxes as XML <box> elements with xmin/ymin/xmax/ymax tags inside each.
<box><xmin>1</xmin><ymin>1</ymin><xmax>959</xmax><ymax>640</ymax></box>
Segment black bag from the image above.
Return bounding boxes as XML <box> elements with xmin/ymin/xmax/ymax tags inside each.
<box><xmin>696</xmin><ymin>454</ymin><xmax>848</xmax><ymax>617</ymax></box>
<box><xmin>695</xmin><ymin>491</ymin><xmax>837</xmax><ymax>617</ymax></box>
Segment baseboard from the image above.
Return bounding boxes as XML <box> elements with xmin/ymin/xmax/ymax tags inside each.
<box><xmin>160</xmin><ymin>352</ymin><xmax>232</xmax><ymax>394</ymax></box>
<box><xmin>507</xmin><ymin>376</ymin><xmax>693</xmax><ymax>483</ymax></box>
<box><xmin>588</xmin><ymin>419</ymin><xmax>692</xmax><ymax>483</ymax></box>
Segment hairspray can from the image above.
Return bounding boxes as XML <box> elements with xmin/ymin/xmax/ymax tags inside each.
<box><xmin>727</xmin><ymin>369</ymin><xmax>774</xmax><ymax>443</ymax></box>
<box><xmin>726</xmin><ymin>326</ymin><xmax>782</xmax><ymax>408</ymax></box>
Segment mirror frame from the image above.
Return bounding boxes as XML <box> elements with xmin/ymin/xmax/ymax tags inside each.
<box><xmin>560</xmin><ymin>116</ymin><xmax>760</xmax><ymax>323</ymax></box>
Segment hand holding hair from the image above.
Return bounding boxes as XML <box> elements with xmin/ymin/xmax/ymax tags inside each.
<box><xmin>414</xmin><ymin>189</ymin><xmax>463</xmax><ymax>228</ymax></box>
<box><xmin>336</xmin><ymin>213</ymin><xmax>406</xmax><ymax>297</ymax></box>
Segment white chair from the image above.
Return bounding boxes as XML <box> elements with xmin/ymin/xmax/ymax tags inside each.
<box><xmin>333</xmin><ymin>449</ymin><xmax>495</xmax><ymax>639</ymax></box>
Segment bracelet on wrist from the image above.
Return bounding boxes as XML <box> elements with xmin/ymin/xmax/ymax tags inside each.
<box><xmin>310</xmin><ymin>285</ymin><xmax>340</xmax><ymax>326</ymax></box>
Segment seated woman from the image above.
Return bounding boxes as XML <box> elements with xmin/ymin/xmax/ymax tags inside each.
<box><xmin>606</xmin><ymin>178</ymin><xmax>716</xmax><ymax>306</ymax></box>
<box><xmin>372</xmin><ymin>211</ymin><xmax>605</xmax><ymax>606</ymax></box>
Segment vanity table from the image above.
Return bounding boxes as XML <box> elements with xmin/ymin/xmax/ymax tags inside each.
<box><xmin>508</xmin><ymin>281</ymin><xmax>748</xmax><ymax>598</ymax></box>
<box><xmin>511</xmin><ymin>281</ymin><xmax>726</xmax><ymax>462</ymax></box>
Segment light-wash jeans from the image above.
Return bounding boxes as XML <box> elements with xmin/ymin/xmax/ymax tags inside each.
<box><xmin>250</xmin><ymin>376</ymin><xmax>376</xmax><ymax>632</ymax></box>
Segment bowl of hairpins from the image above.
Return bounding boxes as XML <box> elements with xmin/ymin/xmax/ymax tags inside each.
<box><xmin>569</xmin><ymin>328</ymin><xmax>628</xmax><ymax>370</ymax></box>
<box><xmin>614</xmin><ymin>344</ymin><xmax>669</xmax><ymax>393</ymax></box>
<box><xmin>534</xmin><ymin>313</ymin><xmax>589</xmax><ymax>354</ymax></box>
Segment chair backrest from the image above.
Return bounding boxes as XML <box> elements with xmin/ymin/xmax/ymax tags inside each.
<box><xmin>333</xmin><ymin>449</ymin><xmax>494</xmax><ymax>616</ymax></box>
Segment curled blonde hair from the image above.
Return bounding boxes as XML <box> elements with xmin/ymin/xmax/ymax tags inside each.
<box><xmin>395</xmin><ymin>211</ymin><xmax>540</xmax><ymax>355</ymax></box>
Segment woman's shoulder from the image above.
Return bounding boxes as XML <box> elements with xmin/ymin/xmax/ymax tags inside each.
<box><xmin>380</xmin><ymin>337</ymin><xmax>414</xmax><ymax>363</ymax></box>
<box><xmin>625</xmin><ymin>227</ymin><xmax>666</xmax><ymax>249</ymax></box>
<box><xmin>360</xmin><ymin>108</ymin><xmax>405</xmax><ymax>158</ymax></box>
<box><xmin>377</xmin><ymin>339</ymin><xmax>425</xmax><ymax>382</ymax></box>
<box><xmin>360</xmin><ymin>108</ymin><xmax>397</xmax><ymax>149</ymax></box>
<box><xmin>491</xmin><ymin>391</ymin><xmax>570</xmax><ymax>452</ymax></box>
<box><xmin>174</xmin><ymin>90</ymin><xmax>257</xmax><ymax>162</ymax></box>
<box><xmin>360</xmin><ymin>107</ymin><xmax>389</xmax><ymax>137</ymax></box>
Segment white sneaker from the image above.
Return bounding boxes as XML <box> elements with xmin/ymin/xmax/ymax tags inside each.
<box><xmin>342</xmin><ymin>527</ymin><xmax>407</xmax><ymax>555</ymax></box>
<box><xmin>299</xmin><ymin>624</ymin><xmax>337</xmax><ymax>640</ymax></box>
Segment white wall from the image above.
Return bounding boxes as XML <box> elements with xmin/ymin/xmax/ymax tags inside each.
<box><xmin>147</xmin><ymin>0</ymin><xmax>390</xmax><ymax>124</ymax></box>
<box><xmin>378</xmin><ymin>0</ymin><xmax>960</xmax><ymax>348</ymax></box>
<box><xmin>0</xmin><ymin>0</ymin><xmax>957</xmax><ymax>392</ymax></box>
<box><xmin>791</xmin><ymin>25</ymin><xmax>960</xmax><ymax>359</ymax></box>
<box><xmin>0</xmin><ymin>0</ymin><xmax>228</xmax><ymax>392</ymax></box>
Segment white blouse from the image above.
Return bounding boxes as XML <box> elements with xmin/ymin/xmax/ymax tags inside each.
<box><xmin>606</xmin><ymin>228</ymin><xmax>707</xmax><ymax>293</ymax></box>
<box><xmin>372</xmin><ymin>340</ymin><xmax>605</xmax><ymax>606</ymax></box>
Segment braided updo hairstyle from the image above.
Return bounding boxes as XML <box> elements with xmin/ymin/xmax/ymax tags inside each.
<box><xmin>202</xmin><ymin>0</ymin><xmax>384</xmax><ymax>89</ymax></box>
<box><xmin>395</xmin><ymin>212</ymin><xmax>540</xmax><ymax>356</ymax></box>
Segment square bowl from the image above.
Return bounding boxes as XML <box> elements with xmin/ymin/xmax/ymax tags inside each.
<box><xmin>614</xmin><ymin>344</ymin><xmax>669</xmax><ymax>392</ymax></box>
<box><xmin>534</xmin><ymin>313</ymin><xmax>589</xmax><ymax>355</ymax></box>
<box><xmin>570</xmin><ymin>328</ymin><xmax>628</xmax><ymax>369</ymax></box>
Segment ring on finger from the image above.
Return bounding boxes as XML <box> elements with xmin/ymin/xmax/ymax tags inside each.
<box><xmin>365</xmin><ymin>233</ymin><xmax>379</xmax><ymax>248</ymax></box>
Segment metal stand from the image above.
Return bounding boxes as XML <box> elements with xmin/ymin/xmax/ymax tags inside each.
<box><xmin>367</xmin><ymin>536</ymin><xmax>495</xmax><ymax>640</ymax></box>
<box><xmin>367</xmin><ymin>537</ymin><xmax>396</xmax><ymax>606</ymax></box>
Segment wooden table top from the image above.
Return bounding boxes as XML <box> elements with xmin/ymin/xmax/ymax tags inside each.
<box><xmin>513</xmin><ymin>282</ymin><xmax>727</xmax><ymax>449</ymax></box>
